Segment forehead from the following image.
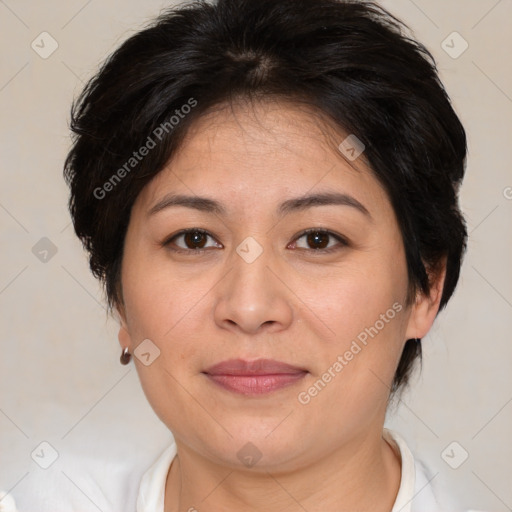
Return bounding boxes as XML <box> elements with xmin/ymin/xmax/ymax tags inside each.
<box><xmin>172</xmin><ymin>98</ymin><xmax>364</xmax><ymax>172</ymax></box>
<box><xmin>133</xmin><ymin>99</ymin><xmax>391</xmax><ymax>218</ymax></box>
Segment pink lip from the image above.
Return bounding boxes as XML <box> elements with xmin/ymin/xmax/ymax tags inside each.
<box><xmin>203</xmin><ymin>358</ymin><xmax>308</xmax><ymax>396</ymax></box>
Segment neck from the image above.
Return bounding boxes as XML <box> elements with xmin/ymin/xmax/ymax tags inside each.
<box><xmin>164</xmin><ymin>428</ymin><xmax>401</xmax><ymax>512</ymax></box>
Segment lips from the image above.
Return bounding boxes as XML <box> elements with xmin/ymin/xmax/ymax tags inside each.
<box><xmin>203</xmin><ymin>358</ymin><xmax>308</xmax><ymax>395</ymax></box>
<box><xmin>204</xmin><ymin>358</ymin><xmax>307</xmax><ymax>375</ymax></box>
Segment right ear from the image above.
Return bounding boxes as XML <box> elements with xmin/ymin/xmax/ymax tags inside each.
<box><xmin>115</xmin><ymin>303</ymin><xmax>133</xmax><ymax>351</ymax></box>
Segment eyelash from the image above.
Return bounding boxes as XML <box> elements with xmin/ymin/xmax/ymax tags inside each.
<box><xmin>161</xmin><ymin>228</ymin><xmax>349</xmax><ymax>255</ymax></box>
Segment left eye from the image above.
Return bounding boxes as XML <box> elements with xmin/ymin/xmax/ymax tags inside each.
<box><xmin>292</xmin><ymin>229</ymin><xmax>348</xmax><ymax>252</ymax></box>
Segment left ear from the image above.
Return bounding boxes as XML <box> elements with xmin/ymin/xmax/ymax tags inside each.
<box><xmin>405</xmin><ymin>256</ymin><xmax>447</xmax><ymax>340</ymax></box>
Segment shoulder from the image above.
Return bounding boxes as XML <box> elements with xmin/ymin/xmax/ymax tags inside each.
<box><xmin>385</xmin><ymin>428</ymin><xmax>487</xmax><ymax>512</ymax></box>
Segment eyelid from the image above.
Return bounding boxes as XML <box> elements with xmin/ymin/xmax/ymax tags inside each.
<box><xmin>161</xmin><ymin>227</ymin><xmax>349</xmax><ymax>254</ymax></box>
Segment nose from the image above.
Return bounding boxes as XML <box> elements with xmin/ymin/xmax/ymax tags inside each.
<box><xmin>213</xmin><ymin>240</ymin><xmax>294</xmax><ymax>335</ymax></box>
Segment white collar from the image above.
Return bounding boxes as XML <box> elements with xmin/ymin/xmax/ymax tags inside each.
<box><xmin>137</xmin><ymin>428</ymin><xmax>446</xmax><ymax>512</ymax></box>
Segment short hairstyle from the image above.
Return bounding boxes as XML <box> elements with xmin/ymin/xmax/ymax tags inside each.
<box><xmin>63</xmin><ymin>0</ymin><xmax>468</xmax><ymax>394</ymax></box>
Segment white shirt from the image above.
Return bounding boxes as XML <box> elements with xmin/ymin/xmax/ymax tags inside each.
<box><xmin>135</xmin><ymin>428</ymin><xmax>477</xmax><ymax>512</ymax></box>
<box><xmin>0</xmin><ymin>429</ymin><xmax>487</xmax><ymax>512</ymax></box>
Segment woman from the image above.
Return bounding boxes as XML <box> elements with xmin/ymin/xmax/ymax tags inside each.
<box><xmin>61</xmin><ymin>0</ymin><xmax>471</xmax><ymax>510</ymax></box>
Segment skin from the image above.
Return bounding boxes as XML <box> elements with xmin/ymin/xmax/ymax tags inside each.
<box><xmin>117</xmin><ymin>99</ymin><xmax>446</xmax><ymax>512</ymax></box>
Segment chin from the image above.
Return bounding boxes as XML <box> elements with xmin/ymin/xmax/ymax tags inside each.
<box><xmin>199</xmin><ymin>420</ymin><xmax>305</xmax><ymax>470</ymax></box>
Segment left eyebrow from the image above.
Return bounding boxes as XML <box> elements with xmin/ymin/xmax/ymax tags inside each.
<box><xmin>277</xmin><ymin>192</ymin><xmax>372</xmax><ymax>220</ymax></box>
<box><xmin>147</xmin><ymin>191</ymin><xmax>372</xmax><ymax>220</ymax></box>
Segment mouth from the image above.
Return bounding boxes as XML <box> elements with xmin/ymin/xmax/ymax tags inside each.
<box><xmin>202</xmin><ymin>358</ymin><xmax>308</xmax><ymax>396</ymax></box>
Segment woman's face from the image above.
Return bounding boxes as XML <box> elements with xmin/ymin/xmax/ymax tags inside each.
<box><xmin>118</xmin><ymin>100</ymin><xmax>440</xmax><ymax>470</ymax></box>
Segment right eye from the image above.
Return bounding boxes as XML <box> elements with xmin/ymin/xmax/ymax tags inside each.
<box><xmin>161</xmin><ymin>228</ymin><xmax>223</xmax><ymax>254</ymax></box>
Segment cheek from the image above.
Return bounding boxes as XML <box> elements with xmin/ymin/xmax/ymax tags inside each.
<box><xmin>122</xmin><ymin>255</ymin><xmax>211</xmax><ymax>379</ymax></box>
<box><xmin>301</xmin><ymin>257</ymin><xmax>406</xmax><ymax>342</ymax></box>
<box><xmin>122</xmin><ymin>253</ymin><xmax>195</xmax><ymax>337</ymax></box>
<box><xmin>297</xmin><ymin>282</ymin><xmax>406</xmax><ymax>424</ymax></box>
<box><xmin>121</xmin><ymin>265</ymin><xmax>207</xmax><ymax>430</ymax></box>
<box><xmin>303</xmin><ymin>247</ymin><xmax>409</xmax><ymax>388</ymax></box>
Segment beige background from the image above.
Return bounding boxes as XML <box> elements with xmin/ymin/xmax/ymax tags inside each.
<box><xmin>0</xmin><ymin>0</ymin><xmax>511</xmax><ymax>510</ymax></box>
